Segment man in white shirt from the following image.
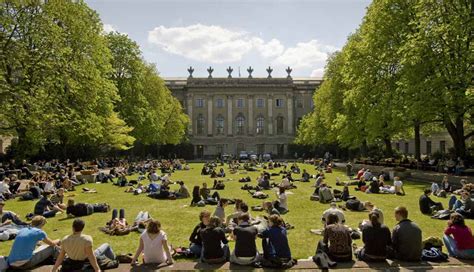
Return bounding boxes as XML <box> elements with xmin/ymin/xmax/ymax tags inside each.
<box><xmin>0</xmin><ymin>179</ymin><xmax>11</xmax><ymax>199</ymax></box>
<box><xmin>322</xmin><ymin>202</ymin><xmax>345</xmax><ymax>226</ymax></box>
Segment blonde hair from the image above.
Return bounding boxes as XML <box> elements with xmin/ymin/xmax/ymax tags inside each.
<box><xmin>31</xmin><ymin>216</ymin><xmax>47</xmax><ymax>228</ymax></box>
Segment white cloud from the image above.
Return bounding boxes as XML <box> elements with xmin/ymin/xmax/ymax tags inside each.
<box><xmin>310</xmin><ymin>68</ymin><xmax>325</xmax><ymax>77</ymax></box>
<box><xmin>273</xmin><ymin>40</ymin><xmax>336</xmax><ymax>69</ymax></box>
<box><xmin>147</xmin><ymin>24</ymin><xmax>336</xmax><ymax>76</ymax></box>
<box><xmin>103</xmin><ymin>24</ymin><xmax>116</xmax><ymax>33</ymax></box>
<box><xmin>148</xmin><ymin>24</ymin><xmax>288</xmax><ymax>63</ymax></box>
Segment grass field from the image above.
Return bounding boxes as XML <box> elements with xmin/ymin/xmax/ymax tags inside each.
<box><xmin>0</xmin><ymin>163</ymin><xmax>461</xmax><ymax>259</ymax></box>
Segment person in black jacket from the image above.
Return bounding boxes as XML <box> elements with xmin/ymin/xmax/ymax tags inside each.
<box><xmin>189</xmin><ymin>210</ymin><xmax>210</xmax><ymax>257</ymax></box>
<box><xmin>66</xmin><ymin>199</ymin><xmax>109</xmax><ymax>217</ymax></box>
<box><xmin>419</xmin><ymin>189</ymin><xmax>443</xmax><ymax>215</ymax></box>
<box><xmin>355</xmin><ymin>211</ymin><xmax>391</xmax><ymax>262</ymax></box>
<box><xmin>200</xmin><ymin>216</ymin><xmax>229</xmax><ymax>263</ymax></box>
<box><xmin>230</xmin><ymin>213</ymin><xmax>259</xmax><ymax>265</ymax></box>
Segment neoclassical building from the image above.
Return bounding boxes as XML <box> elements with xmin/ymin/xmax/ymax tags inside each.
<box><xmin>164</xmin><ymin>67</ymin><xmax>322</xmax><ymax>158</ymax></box>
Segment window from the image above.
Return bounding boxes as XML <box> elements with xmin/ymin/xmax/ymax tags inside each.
<box><xmin>426</xmin><ymin>141</ymin><xmax>432</xmax><ymax>155</ymax></box>
<box><xmin>440</xmin><ymin>141</ymin><xmax>446</xmax><ymax>153</ymax></box>
<box><xmin>216</xmin><ymin>115</ymin><xmax>224</xmax><ymax>135</ymax></box>
<box><xmin>404</xmin><ymin>142</ymin><xmax>409</xmax><ymax>154</ymax></box>
<box><xmin>296</xmin><ymin>99</ymin><xmax>303</xmax><ymax>108</ymax></box>
<box><xmin>256</xmin><ymin>116</ymin><xmax>265</xmax><ymax>135</ymax></box>
<box><xmin>216</xmin><ymin>98</ymin><xmax>224</xmax><ymax>108</ymax></box>
<box><xmin>276</xmin><ymin>99</ymin><xmax>284</xmax><ymax>108</ymax></box>
<box><xmin>256</xmin><ymin>98</ymin><xmax>264</xmax><ymax>108</ymax></box>
<box><xmin>236</xmin><ymin>98</ymin><xmax>245</xmax><ymax>108</ymax></box>
<box><xmin>257</xmin><ymin>144</ymin><xmax>265</xmax><ymax>154</ymax></box>
<box><xmin>196</xmin><ymin>98</ymin><xmax>204</xmax><ymax>108</ymax></box>
<box><xmin>395</xmin><ymin>142</ymin><xmax>400</xmax><ymax>150</ymax></box>
<box><xmin>276</xmin><ymin>116</ymin><xmax>284</xmax><ymax>135</ymax></box>
<box><xmin>197</xmin><ymin>114</ymin><xmax>205</xmax><ymax>135</ymax></box>
<box><xmin>216</xmin><ymin>145</ymin><xmax>223</xmax><ymax>156</ymax></box>
<box><xmin>236</xmin><ymin>115</ymin><xmax>245</xmax><ymax>135</ymax></box>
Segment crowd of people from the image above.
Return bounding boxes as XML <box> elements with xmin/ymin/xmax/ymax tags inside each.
<box><xmin>0</xmin><ymin>157</ymin><xmax>473</xmax><ymax>271</ymax></box>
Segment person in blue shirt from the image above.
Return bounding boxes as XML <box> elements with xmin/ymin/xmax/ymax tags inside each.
<box><xmin>260</xmin><ymin>214</ymin><xmax>292</xmax><ymax>261</ymax></box>
<box><xmin>7</xmin><ymin>216</ymin><xmax>60</xmax><ymax>269</ymax></box>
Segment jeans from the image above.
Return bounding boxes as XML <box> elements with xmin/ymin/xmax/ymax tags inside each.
<box><xmin>111</xmin><ymin>208</ymin><xmax>125</xmax><ymax>220</ymax></box>
<box><xmin>41</xmin><ymin>210</ymin><xmax>58</xmax><ymax>218</ymax></box>
<box><xmin>448</xmin><ymin>196</ymin><xmax>463</xmax><ymax>210</ymax></box>
<box><xmin>189</xmin><ymin>243</ymin><xmax>202</xmax><ymax>258</ymax></box>
<box><xmin>443</xmin><ymin>235</ymin><xmax>474</xmax><ymax>259</ymax></box>
<box><xmin>10</xmin><ymin>244</ymin><xmax>58</xmax><ymax>269</ymax></box>
<box><xmin>94</xmin><ymin>243</ymin><xmax>116</xmax><ymax>260</ymax></box>
<box><xmin>2</xmin><ymin>212</ymin><xmax>28</xmax><ymax>226</ymax></box>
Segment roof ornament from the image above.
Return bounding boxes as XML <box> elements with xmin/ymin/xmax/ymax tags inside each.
<box><xmin>286</xmin><ymin>66</ymin><xmax>292</xmax><ymax>79</ymax></box>
<box><xmin>207</xmin><ymin>66</ymin><xmax>214</xmax><ymax>78</ymax></box>
<box><xmin>266</xmin><ymin>66</ymin><xmax>273</xmax><ymax>78</ymax></box>
<box><xmin>226</xmin><ymin>66</ymin><xmax>233</xmax><ymax>78</ymax></box>
<box><xmin>247</xmin><ymin>66</ymin><xmax>254</xmax><ymax>78</ymax></box>
<box><xmin>187</xmin><ymin>66</ymin><xmax>194</xmax><ymax>78</ymax></box>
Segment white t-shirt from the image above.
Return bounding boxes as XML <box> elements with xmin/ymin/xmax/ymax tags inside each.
<box><xmin>278</xmin><ymin>193</ymin><xmax>288</xmax><ymax>210</ymax></box>
<box><xmin>280</xmin><ymin>178</ymin><xmax>291</xmax><ymax>188</ymax></box>
<box><xmin>0</xmin><ymin>182</ymin><xmax>10</xmax><ymax>194</ymax></box>
<box><xmin>394</xmin><ymin>180</ymin><xmax>403</xmax><ymax>193</ymax></box>
<box><xmin>322</xmin><ymin>207</ymin><xmax>345</xmax><ymax>224</ymax></box>
<box><xmin>141</xmin><ymin>230</ymin><xmax>168</xmax><ymax>264</ymax></box>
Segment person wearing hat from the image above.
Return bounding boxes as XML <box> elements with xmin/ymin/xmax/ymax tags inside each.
<box><xmin>7</xmin><ymin>215</ymin><xmax>60</xmax><ymax>269</ymax></box>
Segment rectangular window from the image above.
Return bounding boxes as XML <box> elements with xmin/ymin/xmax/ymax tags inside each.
<box><xmin>216</xmin><ymin>145</ymin><xmax>223</xmax><ymax>156</ymax></box>
<box><xmin>256</xmin><ymin>98</ymin><xmax>264</xmax><ymax>108</ymax></box>
<box><xmin>236</xmin><ymin>98</ymin><xmax>245</xmax><ymax>108</ymax></box>
<box><xmin>404</xmin><ymin>142</ymin><xmax>409</xmax><ymax>154</ymax></box>
<box><xmin>440</xmin><ymin>141</ymin><xmax>446</xmax><ymax>153</ymax></box>
<box><xmin>196</xmin><ymin>98</ymin><xmax>204</xmax><ymax>108</ymax></box>
<box><xmin>276</xmin><ymin>99</ymin><xmax>284</xmax><ymax>108</ymax></box>
<box><xmin>216</xmin><ymin>98</ymin><xmax>224</xmax><ymax>108</ymax></box>
<box><xmin>296</xmin><ymin>99</ymin><xmax>303</xmax><ymax>108</ymax></box>
<box><xmin>426</xmin><ymin>141</ymin><xmax>432</xmax><ymax>155</ymax></box>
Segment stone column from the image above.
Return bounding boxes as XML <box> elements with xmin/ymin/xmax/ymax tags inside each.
<box><xmin>207</xmin><ymin>95</ymin><xmax>213</xmax><ymax>136</ymax></box>
<box><xmin>267</xmin><ymin>95</ymin><xmax>273</xmax><ymax>135</ymax></box>
<box><xmin>287</xmin><ymin>93</ymin><xmax>294</xmax><ymax>135</ymax></box>
<box><xmin>186</xmin><ymin>93</ymin><xmax>193</xmax><ymax>135</ymax></box>
<box><xmin>248</xmin><ymin>95</ymin><xmax>254</xmax><ymax>135</ymax></box>
<box><xmin>227</xmin><ymin>95</ymin><xmax>233</xmax><ymax>136</ymax></box>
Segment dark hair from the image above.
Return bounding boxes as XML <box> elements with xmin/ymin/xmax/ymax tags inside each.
<box><xmin>327</xmin><ymin>213</ymin><xmax>339</xmax><ymax>225</ymax></box>
<box><xmin>369</xmin><ymin>211</ymin><xmax>381</xmax><ymax>227</ymax></box>
<box><xmin>240</xmin><ymin>203</ymin><xmax>249</xmax><ymax>213</ymax></box>
<box><xmin>147</xmin><ymin>219</ymin><xmax>161</xmax><ymax>234</ymax></box>
<box><xmin>449</xmin><ymin>213</ymin><xmax>466</xmax><ymax>227</ymax></box>
<box><xmin>269</xmin><ymin>214</ymin><xmax>284</xmax><ymax>227</ymax></box>
<box><xmin>395</xmin><ymin>206</ymin><xmax>408</xmax><ymax>219</ymax></box>
<box><xmin>208</xmin><ymin>216</ymin><xmax>221</xmax><ymax>228</ymax></box>
<box><xmin>199</xmin><ymin>210</ymin><xmax>211</xmax><ymax>221</ymax></box>
<box><xmin>218</xmin><ymin>198</ymin><xmax>229</xmax><ymax>206</ymax></box>
<box><xmin>279</xmin><ymin>187</ymin><xmax>286</xmax><ymax>194</ymax></box>
<box><xmin>72</xmin><ymin>219</ymin><xmax>85</xmax><ymax>232</ymax></box>
<box><xmin>424</xmin><ymin>188</ymin><xmax>432</xmax><ymax>195</ymax></box>
<box><xmin>238</xmin><ymin>212</ymin><xmax>250</xmax><ymax>222</ymax></box>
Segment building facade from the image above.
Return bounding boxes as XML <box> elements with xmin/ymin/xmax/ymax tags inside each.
<box><xmin>391</xmin><ymin>132</ymin><xmax>454</xmax><ymax>157</ymax></box>
<box><xmin>165</xmin><ymin>75</ymin><xmax>321</xmax><ymax>158</ymax></box>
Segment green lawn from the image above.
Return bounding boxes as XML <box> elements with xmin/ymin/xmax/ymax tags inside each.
<box><xmin>0</xmin><ymin>163</ymin><xmax>458</xmax><ymax>259</ymax></box>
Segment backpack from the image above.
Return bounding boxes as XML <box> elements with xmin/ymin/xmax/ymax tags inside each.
<box><xmin>421</xmin><ymin>247</ymin><xmax>448</xmax><ymax>262</ymax></box>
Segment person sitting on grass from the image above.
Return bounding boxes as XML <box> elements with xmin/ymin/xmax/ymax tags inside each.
<box><xmin>50</xmin><ymin>188</ymin><xmax>67</xmax><ymax>210</ymax></box>
<box><xmin>7</xmin><ymin>216</ymin><xmax>60</xmax><ymax>270</ymax></box>
<box><xmin>230</xmin><ymin>213</ymin><xmax>259</xmax><ymax>265</ymax></box>
<box><xmin>190</xmin><ymin>186</ymin><xmax>204</xmax><ymax>207</ymax></box>
<box><xmin>52</xmin><ymin>219</ymin><xmax>118</xmax><ymax>272</ymax></box>
<box><xmin>443</xmin><ymin>213</ymin><xmax>474</xmax><ymax>259</ymax></box>
<box><xmin>318</xmin><ymin>183</ymin><xmax>334</xmax><ymax>204</ymax></box>
<box><xmin>175</xmin><ymin>181</ymin><xmax>190</xmax><ymax>199</ymax></box>
<box><xmin>213</xmin><ymin>198</ymin><xmax>229</xmax><ymax>223</ymax></box>
<box><xmin>391</xmin><ymin>206</ymin><xmax>422</xmax><ymax>261</ymax></box>
<box><xmin>260</xmin><ymin>214</ymin><xmax>293</xmax><ymax>267</ymax></box>
<box><xmin>355</xmin><ymin>212</ymin><xmax>391</xmax><ymax>262</ymax></box>
<box><xmin>189</xmin><ymin>210</ymin><xmax>211</xmax><ymax>258</ymax></box>
<box><xmin>322</xmin><ymin>202</ymin><xmax>345</xmax><ymax>226</ymax></box>
<box><xmin>33</xmin><ymin>193</ymin><xmax>64</xmax><ymax>218</ymax></box>
<box><xmin>200</xmin><ymin>183</ymin><xmax>220</xmax><ymax>205</ymax></box>
<box><xmin>66</xmin><ymin>199</ymin><xmax>109</xmax><ymax>218</ymax></box>
<box><xmin>315</xmin><ymin>213</ymin><xmax>352</xmax><ymax>264</ymax></box>
<box><xmin>341</xmin><ymin>185</ymin><xmax>356</xmax><ymax>201</ymax></box>
<box><xmin>419</xmin><ymin>188</ymin><xmax>443</xmax><ymax>215</ymax></box>
<box><xmin>200</xmin><ymin>216</ymin><xmax>230</xmax><ymax>264</ymax></box>
<box><xmin>448</xmin><ymin>190</ymin><xmax>474</xmax><ymax>218</ymax></box>
<box><xmin>275</xmin><ymin>187</ymin><xmax>288</xmax><ymax>214</ymax></box>
<box><xmin>131</xmin><ymin>219</ymin><xmax>174</xmax><ymax>266</ymax></box>
<box><xmin>301</xmin><ymin>169</ymin><xmax>311</xmax><ymax>182</ymax></box>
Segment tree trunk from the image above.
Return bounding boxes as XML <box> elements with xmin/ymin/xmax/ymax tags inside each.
<box><xmin>384</xmin><ymin>136</ymin><xmax>393</xmax><ymax>157</ymax></box>
<box><xmin>444</xmin><ymin>115</ymin><xmax>466</xmax><ymax>159</ymax></box>
<box><xmin>414</xmin><ymin>121</ymin><xmax>421</xmax><ymax>161</ymax></box>
<box><xmin>361</xmin><ymin>140</ymin><xmax>368</xmax><ymax>157</ymax></box>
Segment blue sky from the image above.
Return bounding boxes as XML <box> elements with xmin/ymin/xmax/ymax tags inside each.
<box><xmin>86</xmin><ymin>0</ymin><xmax>371</xmax><ymax>78</ymax></box>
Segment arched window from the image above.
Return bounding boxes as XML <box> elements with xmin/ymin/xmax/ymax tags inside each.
<box><xmin>197</xmin><ymin>114</ymin><xmax>205</xmax><ymax>135</ymax></box>
<box><xmin>236</xmin><ymin>114</ymin><xmax>245</xmax><ymax>135</ymax></box>
<box><xmin>276</xmin><ymin>116</ymin><xmax>284</xmax><ymax>135</ymax></box>
<box><xmin>256</xmin><ymin>116</ymin><xmax>265</xmax><ymax>135</ymax></box>
<box><xmin>216</xmin><ymin>115</ymin><xmax>225</xmax><ymax>135</ymax></box>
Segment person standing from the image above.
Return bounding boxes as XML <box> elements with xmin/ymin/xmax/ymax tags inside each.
<box><xmin>391</xmin><ymin>207</ymin><xmax>422</xmax><ymax>261</ymax></box>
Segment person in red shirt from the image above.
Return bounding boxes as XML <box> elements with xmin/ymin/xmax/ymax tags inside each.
<box><xmin>443</xmin><ymin>213</ymin><xmax>474</xmax><ymax>259</ymax></box>
<box><xmin>356</xmin><ymin>168</ymin><xmax>365</xmax><ymax>180</ymax></box>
